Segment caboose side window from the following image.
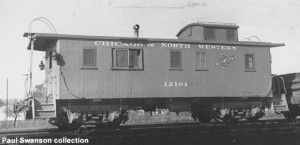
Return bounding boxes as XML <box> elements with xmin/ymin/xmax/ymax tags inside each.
<box><xmin>113</xmin><ymin>48</ymin><xmax>143</xmax><ymax>70</ymax></box>
<box><xmin>245</xmin><ymin>54</ymin><xmax>255</xmax><ymax>70</ymax></box>
<box><xmin>129</xmin><ymin>49</ymin><xmax>141</xmax><ymax>68</ymax></box>
<box><xmin>83</xmin><ymin>48</ymin><xmax>96</xmax><ymax>66</ymax></box>
<box><xmin>170</xmin><ymin>50</ymin><xmax>182</xmax><ymax>69</ymax></box>
<box><xmin>226</xmin><ymin>29</ymin><xmax>236</xmax><ymax>42</ymax></box>
<box><xmin>196</xmin><ymin>51</ymin><xmax>207</xmax><ymax>70</ymax></box>
<box><xmin>204</xmin><ymin>28</ymin><xmax>215</xmax><ymax>41</ymax></box>
<box><xmin>116</xmin><ymin>50</ymin><xmax>128</xmax><ymax>67</ymax></box>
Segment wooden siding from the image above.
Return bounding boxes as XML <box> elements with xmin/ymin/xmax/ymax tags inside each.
<box><xmin>59</xmin><ymin>39</ymin><xmax>271</xmax><ymax>99</ymax></box>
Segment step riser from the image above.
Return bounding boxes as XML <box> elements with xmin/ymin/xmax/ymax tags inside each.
<box><xmin>273</xmin><ymin>105</ymin><xmax>289</xmax><ymax>113</ymax></box>
<box><xmin>35</xmin><ymin>104</ymin><xmax>55</xmax><ymax>110</ymax></box>
<box><xmin>35</xmin><ymin>98</ymin><xmax>54</xmax><ymax>104</ymax></box>
<box><xmin>35</xmin><ymin>111</ymin><xmax>56</xmax><ymax>118</ymax></box>
<box><xmin>34</xmin><ymin>98</ymin><xmax>55</xmax><ymax>119</ymax></box>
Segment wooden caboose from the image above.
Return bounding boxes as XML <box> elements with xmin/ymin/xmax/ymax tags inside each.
<box><xmin>24</xmin><ymin>22</ymin><xmax>284</xmax><ymax>127</ymax></box>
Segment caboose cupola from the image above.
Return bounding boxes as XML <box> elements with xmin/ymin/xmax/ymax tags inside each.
<box><xmin>176</xmin><ymin>22</ymin><xmax>239</xmax><ymax>42</ymax></box>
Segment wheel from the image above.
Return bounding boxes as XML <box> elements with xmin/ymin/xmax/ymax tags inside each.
<box><xmin>197</xmin><ymin>116</ymin><xmax>212</xmax><ymax>123</ymax></box>
<box><xmin>214</xmin><ymin>108</ymin><xmax>242</xmax><ymax>123</ymax></box>
<box><xmin>246</xmin><ymin>107</ymin><xmax>265</xmax><ymax>122</ymax></box>
<box><xmin>191</xmin><ymin>113</ymin><xmax>198</xmax><ymax>121</ymax></box>
<box><xmin>283</xmin><ymin>105</ymin><xmax>299</xmax><ymax>121</ymax></box>
<box><xmin>213</xmin><ymin>108</ymin><xmax>234</xmax><ymax>122</ymax></box>
<box><xmin>49</xmin><ymin>112</ymin><xmax>82</xmax><ymax>130</ymax></box>
<box><xmin>108</xmin><ymin>110</ymin><xmax>129</xmax><ymax>127</ymax></box>
<box><xmin>63</xmin><ymin>122</ymin><xmax>82</xmax><ymax>130</ymax></box>
<box><xmin>194</xmin><ymin>111</ymin><xmax>212</xmax><ymax>123</ymax></box>
<box><xmin>213</xmin><ymin>108</ymin><xmax>224</xmax><ymax>122</ymax></box>
<box><xmin>283</xmin><ymin>111</ymin><xmax>298</xmax><ymax>121</ymax></box>
<box><xmin>246</xmin><ymin>116</ymin><xmax>260</xmax><ymax>122</ymax></box>
<box><xmin>49</xmin><ymin>118</ymin><xmax>82</xmax><ymax>130</ymax></box>
<box><xmin>107</xmin><ymin>118</ymin><xmax>122</xmax><ymax>127</ymax></box>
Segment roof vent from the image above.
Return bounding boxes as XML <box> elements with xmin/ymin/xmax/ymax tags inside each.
<box><xmin>133</xmin><ymin>24</ymin><xmax>140</xmax><ymax>38</ymax></box>
<box><xmin>197</xmin><ymin>21</ymin><xmax>237</xmax><ymax>26</ymax></box>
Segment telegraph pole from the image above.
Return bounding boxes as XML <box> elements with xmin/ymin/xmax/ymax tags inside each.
<box><xmin>6</xmin><ymin>78</ymin><xmax>8</xmax><ymax>120</ymax></box>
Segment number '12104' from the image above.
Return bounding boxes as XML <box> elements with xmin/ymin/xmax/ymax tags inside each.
<box><xmin>164</xmin><ymin>82</ymin><xmax>188</xmax><ymax>87</ymax></box>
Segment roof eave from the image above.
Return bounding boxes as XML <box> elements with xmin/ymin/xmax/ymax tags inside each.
<box><xmin>23</xmin><ymin>32</ymin><xmax>285</xmax><ymax>51</ymax></box>
<box><xmin>176</xmin><ymin>23</ymin><xmax>239</xmax><ymax>37</ymax></box>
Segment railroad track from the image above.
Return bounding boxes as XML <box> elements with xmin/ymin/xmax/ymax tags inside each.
<box><xmin>86</xmin><ymin>119</ymin><xmax>300</xmax><ymax>144</ymax></box>
<box><xmin>1</xmin><ymin>119</ymin><xmax>297</xmax><ymax>137</ymax></box>
<box><xmin>83</xmin><ymin>119</ymin><xmax>300</xmax><ymax>138</ymax></box>
<box><xmin>0</xmin><ymin>128</ymin><xmax>69</xmax><ymax>145</ymax></box>
<box><xmin>0</xmin><ymin>128</ymin><xmax>65</xmax><ymax>138</ymax></box>
<box><xmin>1</xmin><ymin>119</ymin><xmax>300</xmax><ymax>144</ymax></box>
<box><xmin>115</xmin><ymin>118</ymin><xmax>296</xmax><ymax>131</ymax></box>
<box><xmin>0</xmin><ymin>128</ymin><xmax>86</xmax><ymax>145</ymax></box>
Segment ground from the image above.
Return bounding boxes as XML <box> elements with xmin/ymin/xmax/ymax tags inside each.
<box><xmin>0</xmin><ymin>108</ymin><xmax>287</xmax><ymax>130</ymax></box>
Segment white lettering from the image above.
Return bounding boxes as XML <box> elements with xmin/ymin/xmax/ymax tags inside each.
<box><xmin>95</xmin><ymin>41</ymin><xmax>236</xmax><ymax>50</ymax></box>
<box><xmin>19</xmin><ymin>138</ymin><xmax>52</xmax><ymax>144</ymax></box>
<box><xmin>198</xmin><ymin>45</ymin><xmax>205</xmax><ymax>49</ymax></box>
<box><xmin>167</xmin><ymin>43</ymin><xmax>174</xmax><ymax>47</ymax></box>
<box><xmin>1</xmin><ymin>137</ymin><xmax>89</xmax><ymax>144</ymax></box>
<box><xmin>164</xmin><ymin>82</ymin><xmax>188</xmax><ymax>87</ymax></box>
<box><xmin>54</xmin><ymin>137</ymin><xmax>89</xmax><ymax>144</ymax></box>
<box><xmin>115</xmin><ymin>42</ymin><xmax>122</xmax><ymax>46</ymax></box>
<box><xmin>104</xmin><ymin>41</ymin><xmax>111</xmax><ymax>46</ymax></box>
<box><xmin>121</xmin><ymin>42</ymin><xmax>127</xmax><ymax>47</ymax></box>
<box><xmin>186</xmin><ymin>44</ymin><xmax>191</xmax><ymax>48</ymax></box>
<box><xmin>160</xmin><ymin>43</ymin><xmax>190</xmax><ymax>48</ymax></box>
<box><xmin>198</xmin><ymin>45</ymin><xmax>237</xmax><ymax>50</ymax></box>
<box><xmin>94</xmin><ymin>41</ymin><xmax>102</xmax><ymax>45</ymax></box>
<box><xmin>147</xmin><ymin>43</ymin><xmax>155</xmax><ymax>47</ymax></box>
<box><xmin>2</xmin><ymin>137</ymin><xmax>18</xmax><ymax>143</ymax></box>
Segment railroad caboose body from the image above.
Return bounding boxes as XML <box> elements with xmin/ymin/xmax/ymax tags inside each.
<box><xmin>24</xmin><ymin>22</ymin><xmax>286</xmax><ymax>128</ymax></box>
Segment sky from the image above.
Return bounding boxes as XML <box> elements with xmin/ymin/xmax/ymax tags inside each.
<box><xmin>0</xmin><ymin>0</ymin><xmax>299</xmax><ymax>100</ymax></box>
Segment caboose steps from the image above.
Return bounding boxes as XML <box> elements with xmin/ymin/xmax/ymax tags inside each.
<box><xmin>34</xmin><ymin>99</ymin><xmax>56</xmax><ymax>119</ymax></box>
<box><xmin>273</xmin><ymin>105</ymin><xmax>289</xmax><ymax>113</ymax></box>
<box><xmin>34</xmin><ymin>110</ymin><xmax>56</xmax><ymax>118</ymax></box>
<box><xmin>273</xmin><ymin>73</ymin><xmax>300</xmax><ymax>120</ymax></box>
<box><xmin>34</xmin><ymin>96</ymin><xmax>53</xmax><ymax>104</ymax></box>
<box><xmin>35</xmin><ymin>103</ymin><xmax>55</xmax><ymax>110</ymax></box>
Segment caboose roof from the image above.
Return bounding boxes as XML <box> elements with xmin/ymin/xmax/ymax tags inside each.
<box><xmin>176</xmin><ymin>22</ymin><xmax>239</xmax><ymax>37</ymax></box>
<box><xmin>23</xmin><ymin>32</ymin><xmax>284</xmax><ymax>51</ymax></box>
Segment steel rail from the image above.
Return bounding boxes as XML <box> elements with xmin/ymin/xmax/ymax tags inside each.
<box><xmin>0</xmin><ymin>119</ymin><xmax>298</xmax><ymax>138</ymax></box>
<box><xmin>0</xmin><ymin>128</ymin><xmax>65</xmax><ymax>138</ymax></box>
<box><xmin>87</xmin><ymin>119</ymin><xmax>300</xmax><ymax>137</ymax></box>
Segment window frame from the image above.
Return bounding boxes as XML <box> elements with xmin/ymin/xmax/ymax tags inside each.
<box><xmin>195</xmin><ymin>50</ymin><xmax>208</xmax><ymax>71</ymax></box>
<box><xmin>112</xmin><ymin>48</ymin><xmax>144</xmax><ymax>70</ymax></box>
<box><xmin>169</xmin><ymin>49</ymin><xmax>183</xmax><ymax>70</ymax></box>
<box><xmin>81</xmin><ymin>47</ymin><xmax>98</xmax><ymax>70</ymax></box>
<box><xmin>49</xmin><ymin>50</ymin><xmax>53</xmax><ymax>70</ymax></box>
<box><xmin>244</xmin><ymin>53</ymin><xmax>256</xmax><ymax>72</ymax></box>
<box><xmin>204</xmin><ymin>27</ymin><xmax>215</xmax><ymax>41</ymax></box>
<box><xmin>226</xmin><ymin>29</ymin><xmax>236</xmax><ymax>42</ymax></box>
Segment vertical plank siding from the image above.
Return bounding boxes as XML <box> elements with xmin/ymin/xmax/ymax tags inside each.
<box><xmin>59</xmin><ymin>39</ymin><xmax>271</xmax><ymax>100</ymax></box>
